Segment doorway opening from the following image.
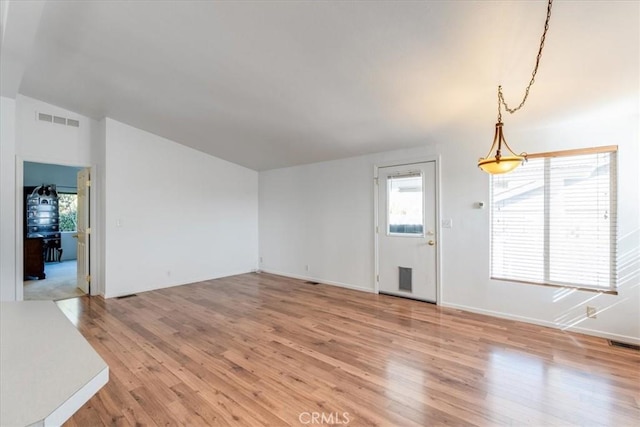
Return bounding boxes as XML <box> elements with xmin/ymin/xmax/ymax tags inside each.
<box><xmin>22</xmin><ymin>161</ymin><xmax>89</xmax><ymax>301</ymax></box>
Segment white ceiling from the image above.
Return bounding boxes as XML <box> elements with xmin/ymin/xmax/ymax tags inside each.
<box><xmin>4</xmin><ymin>0</ymin><xmax>639</xmax><ymax>170</ymax></box>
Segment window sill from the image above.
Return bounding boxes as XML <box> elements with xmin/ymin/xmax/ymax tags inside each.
<box><xmin>491</xmin><ymin>277</ymin><xmax>618</xmax><ymax>295</ymax></box>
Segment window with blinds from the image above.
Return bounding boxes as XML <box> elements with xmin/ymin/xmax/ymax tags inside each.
<box><xmin>490</xmin><ymin>148</ymin><xmax>617</xmax><ymax>290</ymax></box>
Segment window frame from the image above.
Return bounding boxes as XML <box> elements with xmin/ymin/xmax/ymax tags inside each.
<box><xmin>489</xmin><ymin>145</ymin><xmax>618</xmax><ymax>294</ymax></box>
<box><xmin>386</xmin><ymin>172</ymin><xmax>425</xmax><ymax>238</ymax></box>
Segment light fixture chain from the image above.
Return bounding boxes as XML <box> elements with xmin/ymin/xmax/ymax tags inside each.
<box><xmin>499</xmin><ymin>0</ymin><xmax>553</xmax><ymax>115</ymax></box>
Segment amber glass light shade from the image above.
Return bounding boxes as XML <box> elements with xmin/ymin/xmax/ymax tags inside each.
<box><xmin>478</xmin><ymin>156</ymin><xmax>525</xmax><ymax>174</ymax></box>
<box><xmin>478</xmin><ymin>122</ymin><xmax>527</xmax><ymax>174</ymax></box>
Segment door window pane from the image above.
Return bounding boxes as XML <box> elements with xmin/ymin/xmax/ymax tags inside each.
<box><xmin>388</xmin><ymin>173</ymin><xmax>424</xmax><ymax>235</ymax></box>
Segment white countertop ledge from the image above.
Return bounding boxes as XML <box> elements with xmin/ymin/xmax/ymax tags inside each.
<box><xmin>1</xmin><ymin>301</ymin><xmax>109</xmax><ymax>427</ymax></box>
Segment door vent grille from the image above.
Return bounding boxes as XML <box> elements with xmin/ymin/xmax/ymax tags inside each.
<box><xmin>37</xmin><ymin>112</ymin><xmax>80</xmax><ymax>128</ymax></box>
<box><xmin>608</xmin><ymin>340</ymin><xmax>640</xmax><ymax>351</ymax></box>
<box><xmin>116</xmin><ymin>294</ymin><xmax>138</xmax><ymax>299</ymax></box>
<box><xmin>399</xmin><ymin>267</ymin><xmax>412</xmax><ymax>292</ymax></box>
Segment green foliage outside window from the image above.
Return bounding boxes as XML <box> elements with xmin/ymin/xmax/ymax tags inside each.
<box><xmin>59</xmin><ymin>193</ymin><xmax>77</xmax><ymax>232</ymax></box>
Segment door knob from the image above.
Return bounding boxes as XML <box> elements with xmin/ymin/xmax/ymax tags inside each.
<box><xmin>428</xmin><ymin>240</ymin><xmax>436</xmax><ymax>246</ymax></box>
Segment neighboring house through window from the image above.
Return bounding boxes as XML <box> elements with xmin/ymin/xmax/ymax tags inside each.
<box><xmin>490</xmin><ymin>147</ymin><xmax>617</xmax><ymax>292</ymax></box>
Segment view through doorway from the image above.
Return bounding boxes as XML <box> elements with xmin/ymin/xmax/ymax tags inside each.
<box><xmin>23</xmin><ymin>161</ymin><xmax>86</xmax><ymax>301</ymax></box>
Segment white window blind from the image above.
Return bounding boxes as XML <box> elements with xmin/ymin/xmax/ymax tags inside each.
<box><xmin>490</xmin><ymin>149</ymin><xmax>617</xmax><ymax>290</ymax></box>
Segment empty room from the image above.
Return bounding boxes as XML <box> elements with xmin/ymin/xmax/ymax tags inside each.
<box><xmin>0</xmin><ymin>0</ymin><xmax>638</xmax><ymax>426</ymax></box>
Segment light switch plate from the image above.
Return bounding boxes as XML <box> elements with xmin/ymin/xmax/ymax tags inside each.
<box><xmin>442</xmin><ymin>219</ymin><xmax>453</xmax><ymax>229</ymax></box>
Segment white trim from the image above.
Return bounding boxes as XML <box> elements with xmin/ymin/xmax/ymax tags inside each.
<box><xmin>440</xmin><ymin>301</ymin><xmax>640</xmax><ymax>346</ymax></box>
<box><xmin>15</xmin><ymin>157</ymin><xmax>100</xmax><ymax>299</ymax></box>
<box><xmin>372</xmin><ymin>165</ymin><xmax>380</xmax><ymax>293</ymax></box>
<box><xmin>15</xmin><ymin>156</ymin><xmax>24</xmax><ymax>301</ymax></box>
<box><xmin>373</xmin><ymin>155</ymin><xmax>442</xmax><ymax>304</ymax></box>
<box><xmin>434</xmin><ymin>156</ymin><xmax>443</xmax><ymax>304</ymax></box>
<box><xmin>88</xmin><ymin>164</ymin><xmax>100</xmax><ymax>296</ymax></box>
<box><xmin>261</xmin><ymin>269</ymin><xmax>375</xmax><ymax>294</ymax></box>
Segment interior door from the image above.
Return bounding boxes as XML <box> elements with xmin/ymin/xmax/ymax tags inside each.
<box><xmin>76</xmin><ymin>168</ymin><xmax>90</xmax><ymax>294</ymax></box>
<box><xmin>377</xmin><ymin>161</ymin><xmax>437</xmax><ymax>302</ymax></box>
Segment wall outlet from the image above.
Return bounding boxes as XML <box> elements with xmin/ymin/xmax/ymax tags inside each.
<box><xmin>586</xmin><ymin>306</ymin><xmax>597</xmax><ymax>319</ymax></box>
<box><xmin>305</xmin><ymin>265</ymin><xmax>310</xmax><ymax>271</ymax></box>
<box><xmin>260</xmin><ymin>257</ymin><xmax>263</xmax><ymax>263</ymax></box>
<box><xmin>167</xmin><ymin>270</ymin><xmax>171</xmax><ymax>277</ymax></box>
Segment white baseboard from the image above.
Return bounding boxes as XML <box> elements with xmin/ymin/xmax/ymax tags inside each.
<box><xmin>440</xmin><ymin>301</ymin><xmax>640</xmax><ymax>346</ymax></box>
<box><xmin>260</xmin><ymin>269</ymin><xmax>375</xmax><ymax>294</ymax></box>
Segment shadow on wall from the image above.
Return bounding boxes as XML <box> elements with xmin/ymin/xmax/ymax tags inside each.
<box><xmin>553</xmin><ymin>228</ymin><xmax>640</xmax><ymax>331</ymax></box>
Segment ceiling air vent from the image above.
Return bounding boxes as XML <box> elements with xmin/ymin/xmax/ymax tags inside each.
<box><xmin>36</xmin><ymin>112</ymin><xmax>80</xmax><ymax>128</ymax></box>
<box><xmin>38</xmin><ymin>113</ymin><xmax>53</xmax><ymax>123</ymax></box>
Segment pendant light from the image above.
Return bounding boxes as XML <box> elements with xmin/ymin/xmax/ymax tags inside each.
<box><xmin>478</xmin><ymin>0</ymin><xmax>554</xmax><ymax>174</ymax></box>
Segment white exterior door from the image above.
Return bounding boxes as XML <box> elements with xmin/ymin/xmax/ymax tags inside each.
<box><xmin>76</xmin><ymin>168</ymin><xmax>90</xmax><ymax>294</ymax></box>
<box><xmin>377</xmin><ymin>161</ymin><xmax>437</xmax><ymax>302</ymax></box>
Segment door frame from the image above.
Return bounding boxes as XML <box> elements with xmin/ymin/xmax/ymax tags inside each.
<box><xmin>15</xmin><ymin>156</ymin><xmax>100</xmax><ymax>300</ymax></box>
<box><xmin>373</xmin><ymin>155</ymin><xmax>442</xmax><ymax>303</ymax></box>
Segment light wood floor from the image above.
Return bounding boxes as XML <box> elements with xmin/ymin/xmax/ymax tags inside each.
<box><xmin>58</xmin><ymin>273</ymin><xmax>640</xmax><ymax>426</ymax></box>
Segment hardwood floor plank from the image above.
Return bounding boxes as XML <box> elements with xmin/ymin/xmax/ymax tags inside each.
<box><xmin>61</xmin><ymin>273</ymin><xmax>640</xmax><ymax>426</ymax></box>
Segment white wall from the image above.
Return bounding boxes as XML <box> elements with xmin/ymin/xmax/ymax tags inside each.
<box><xmin>15</xmin><ymin>94</ymin><xmax>97</xmax><ymax>284</ymax></box>
<box><xmin>15</xmin><ymin>95</ymin><xmax>94</xmax><ymax>165</ymax></box>
<box><xmin>259</xmin><ymin>155</ymin><xmax>376</xmax><ymax>292</ymax></box>
<box><xmin>102</xmin><ymin>119</ymin><xmax>259</xmax><ymax>298</ymax></box>
<box><xmin>4</xmin><ymin>95</ymin><xmax>98</xmax><ymax>299</ymax></box>
<box><xmin>93</xmin><ymin>118</ymin><xmax>106</xmax><ymax>295</ymax></box>
<box><xmin>2</xmin><ymin>94</ymin><xmax>258</xmax><ymax>300</ymax></box>
<box><xmin>0</xmin><ymin>96</ymin><xmax>17</xmax><ymax>301</ymax></box>
<box><xmin>259</xmin><ymin>100</ymin><xmax>640</xmax><ymax>344</ymax></box>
